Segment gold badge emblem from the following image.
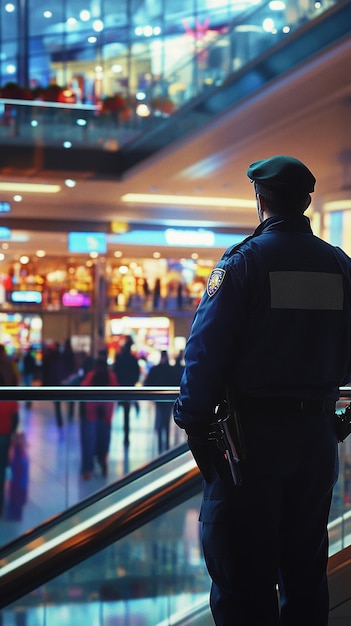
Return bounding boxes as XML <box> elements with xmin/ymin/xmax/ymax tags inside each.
<box><xmin>207</xmin><ymin>268</ymin><xmax>226</xmax><ymax>297</ymax></box>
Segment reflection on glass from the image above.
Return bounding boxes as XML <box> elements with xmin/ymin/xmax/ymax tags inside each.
<box><xmin>3</xmin><ymin>495</ymin><xmax>210</xmax><ymax>626</ymax></box>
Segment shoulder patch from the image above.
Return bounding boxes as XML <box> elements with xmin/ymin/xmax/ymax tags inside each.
<box><xmin>207</xmin><ymin>268</ymin><xmax>226</xmax><ymax>297</ymax></box>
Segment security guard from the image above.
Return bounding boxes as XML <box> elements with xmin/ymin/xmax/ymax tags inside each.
<box><xmin>174</xmin><ymin>156</ymin><xmax>351</xmax><ymax>626</ymax></box>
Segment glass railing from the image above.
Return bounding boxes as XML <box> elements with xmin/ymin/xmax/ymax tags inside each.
<box><xmin>0</xmin><ymin>387</ymin><xmax>185</xmax><ymax>547</ymax></box>
<box><xmin>0</xmin><ymin>0</ymin><xmax>348</xmax><ymax>170</ymax></box>
<box><xmin>0</xmin><ymin>386</ymin><xmax>350</xmax><ymax>551</ymax></box>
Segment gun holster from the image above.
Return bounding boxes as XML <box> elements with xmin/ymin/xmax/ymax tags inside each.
<box><xmin>211</xmin><ymin>400</ymin><xmax>246</xmax><ymax>487</ymax></box>
<box><xmin>335</xmin><ymin>404</ymin><xmax>351</xmax><ymax>442</ymax></box>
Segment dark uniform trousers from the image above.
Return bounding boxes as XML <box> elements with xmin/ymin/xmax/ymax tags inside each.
<box><xmin>200</xmin><ymin>404</ymin><xmax>338</xmax><ymax>626</ymax></box>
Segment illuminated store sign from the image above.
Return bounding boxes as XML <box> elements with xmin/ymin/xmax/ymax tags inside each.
<box><xmin>109</xmin><ymin>230</ymin><xmax>247</xmax><ymax>248</ymax></box>
<box><xmin>0</xmin><ymin>226</ymin><xmax>11</xmax><ymax>239</ymax></box>
<box><xmin>62</xmin><ymin>292</ymin><xmax>91</xmax><ymax>307</ymax></box>
<box><xmin>68</xmin><ymin>232</ymin><xmax>107</xmax><ymax>254</ymax></box>
<box><xmin>164</xmin><ymin>229</ymin><xmax>215</xmax><ymax>246</ymax></box>
<box><xmin>11</xmin><ymin>291</ymin><xmax>42</xmax><ymax>304</ymax></box>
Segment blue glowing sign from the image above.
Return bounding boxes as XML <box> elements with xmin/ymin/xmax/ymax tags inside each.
<box><xmin>68</xmin><ymin>232</ymin><xmax>107</xmax><ymax>254</ymax></box>
<box><xmin>11</xmin><ymin>291</ymin><xmax>42</xmax><ymax>304</ymax></box>
<box><xmin>0</xmin><ymin>226</ymin><xmax>10</xmax><ymax>239</ymax></box>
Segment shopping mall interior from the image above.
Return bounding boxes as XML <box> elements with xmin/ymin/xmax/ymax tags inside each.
<box><xmin>0</xmin><ymin>0</ymin><xmax>351</xmax><ymax>624</ymax></box>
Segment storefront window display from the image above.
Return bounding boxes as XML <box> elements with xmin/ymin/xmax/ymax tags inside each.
<box><xmin>0</xmin><ymin>312</ymin><xmax>42</xmax><ymax>362</ymax></box>
<box><xmin>0</xmin><ymin>0</ymin><xmax>310</xmax><ymax>113</ymax></box>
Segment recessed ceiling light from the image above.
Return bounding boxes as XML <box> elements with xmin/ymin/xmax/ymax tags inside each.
<box><xmin>121</xmin><ymin>193</ymin><xmax>256</xmax><ymax>209</ymax></box>
<box><xmin>0</xmin><ymin>183</ymin><xmax>61</xmax><ymax>193</ymax></box>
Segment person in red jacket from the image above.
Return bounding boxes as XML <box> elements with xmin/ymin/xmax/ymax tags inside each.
<box><xmin>80</xmin><ymin>351</ymin><xmax>118</xmax><ymax>479</ymax></box>
<box><xmin>0</xmin><ymin>375</ymin><xmax>19</xmax><ymax>516</ymax></box>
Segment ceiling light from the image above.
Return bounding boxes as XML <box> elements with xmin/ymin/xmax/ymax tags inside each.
<box><xmin>13</xmin><ymin>195</ymin><xmax>22</xmax><ymax>202</ymax></box>
<box><xmin>80</xmin><ymin>10</ymin><xmax>90</xmax><ymax>21</ymax></box>
<box><xmin>20</xmin><ymin>255</ymin><xmax>29</xmax><ymax>264</ymax></box>
<box><xmin>0</xmin><ymin>182</ymin><xmax>61</xmax><ymax>193</ymax></box>
<box><xmin>324</xmin><ymin>200</ymin><xmax>351</xmax><ymax>211</ymax></box>
<box><xmin>93</xmin><ymin>19</ymin><xmax>104</xmax><ymax>32</ymax></box>
<box><xmin>5</xmin><ymin>3</ymin><xmax>15</xmax><ymax>13</ymax></box>
<box><xmin>136</xmin><ymin>103</ymin><xmax>150</xmax><ymax>118</ymax></box>
<box><xmin>65</xmin><ymin>179</ymin><xmax>76</xmax><ymax>188</ymax></box>
<box><xmin>121</xmin><ymin>193</ymin><xmax>256</xmax><ymax>209</ymax></box>
<box><xmin>269</xmin><ymin>0</ymin><xmax>285</xmax><ymax>9</ymax></box>
<box><xmin>36</xmin><ymin>250</ymin><xmax>46</xmax><ymax>258</ymax></box>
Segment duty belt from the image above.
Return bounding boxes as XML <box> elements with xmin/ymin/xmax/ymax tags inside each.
<box><xmin>238</xmin><ymin>397</ymin><xmax>336</xmax><ymax>415</ymax></box>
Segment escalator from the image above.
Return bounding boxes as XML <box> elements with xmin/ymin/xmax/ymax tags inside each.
<box><xmin>0</xmin><ymin>437</ymin><xmax>351</xmax><ymax>625</ymax></box>
<box><xmin>117</xmin><ymin>0</ymin><xmax>351</xmax><ymax>176</ymax></box>
<box><xmin>0</xmin><ymin>442</ymin><xmax>207</xmax><ymax>624</ymax></box>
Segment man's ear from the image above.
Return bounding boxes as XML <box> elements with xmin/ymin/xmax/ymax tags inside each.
<box><xmin>256</xmin><ymin>193</ymin><xmax>266</xmax><ymax>220</ymax></box>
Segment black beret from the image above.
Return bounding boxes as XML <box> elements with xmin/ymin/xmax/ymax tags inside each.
<box><xmin>247</xmin><ymin>155</ymin><xmax>315</xmax><ymax>193</ymax></box>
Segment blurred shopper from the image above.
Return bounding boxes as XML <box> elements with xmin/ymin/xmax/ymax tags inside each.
<box><xmin>172</xmin><ymin>350</ymin><xmax>185</xmax><ymax>386</ymax></box>
<box><xmin>61</xmin><ymin>338</ymin><xmax>77</xmax><ymax>421</ymax></box>
<box><xmin>5</xmin><ymin>432</ymin><xmax>29</xmax><ymax>521</ymax></box>
<box><xmin>145</xmin><ymin>350</ymin><xmax>175</xmax><ymax>454</ymax></box>
<box><xmin>80</xmin><ymin>351</ymin><xmax>118</xmax><ymax>479</ymax></box>
<box><xmin>0</xmin><ymin>344</ymin><xmax>18</xmax><ymax>386</ymax></box>
<box><xmin>174</xmin><ymin>155</ymin><xmax>351</xmax><ymax>626</ymax></box>
<box><xmin>0</xmin><ymin>373</ymin><xmax>19</xmax><ymax>516</ymax></box>
<box><xmin>22</xmin><ymin>346</ymin><xmax>36</xmax><ymax>408</ymax></box>
<box><xmin>42</xmin><ymin>342</ymin><xmax>64</xmax><ymax>427</ymax></box>
<box><xmin>113</xmin><ymin>337</ymin><xmax>140</xmax><ymax>447</ymax></box>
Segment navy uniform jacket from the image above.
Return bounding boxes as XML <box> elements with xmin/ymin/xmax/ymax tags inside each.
<box><xmin>174</xmin><ymin>214</ymin><xmax>351</xmax><ymax>437</ymax></box>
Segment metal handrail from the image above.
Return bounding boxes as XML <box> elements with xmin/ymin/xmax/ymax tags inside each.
<box><xmin>0</xmin><ymin>385</ymin><xmax>180</xmax><ymax>402</ymax></box>
<box><xmin>0</xmin><ymin>386</ymin><xmax>350</xmax><ymax>402</ymax></box>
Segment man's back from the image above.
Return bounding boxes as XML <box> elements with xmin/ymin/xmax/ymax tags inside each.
<box><xmin>226</xmin><ymin>215</ymin><xmax>351</xmax><ymax>398</ymax></box>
